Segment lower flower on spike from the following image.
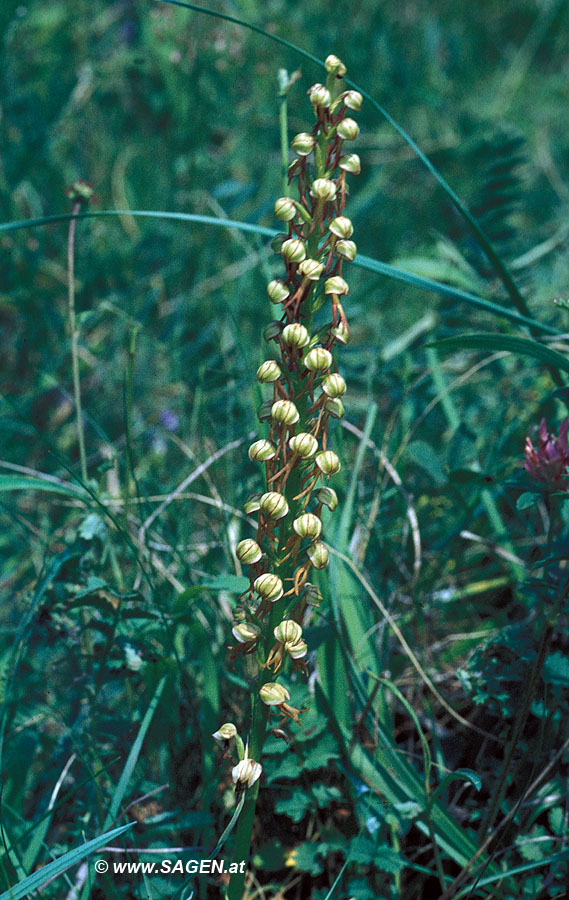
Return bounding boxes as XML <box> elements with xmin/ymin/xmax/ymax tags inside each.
<box><xmin>232</xmin><ymin>743</ymin><xmax>262</xmax><ymax>793</ymax></box>
<box><xmin>259</xmin><ymin>683</ymin><xmax>305</xmax><ymax>725</ymax></box>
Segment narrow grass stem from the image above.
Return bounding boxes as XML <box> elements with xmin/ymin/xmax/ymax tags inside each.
<box><xmin>67</xmin><ymin>202</ymin><xmax>88</xmax><ymax>485</ymax></box>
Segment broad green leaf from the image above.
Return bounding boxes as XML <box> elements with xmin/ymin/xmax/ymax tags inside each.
<box><xmin>275</xmin><ymin>789</ymin><xmax>311</xmax><ymax>823</ymax></box>
<box><xmin>543</xmin><ymin>652</ymin><xmax>569</xmax><ymax>686</ymax></box>
<box><xmin>517</xmin><ymin>492</ymin><xmax>537</xmax><ymax>510</ymax></box>
<box><xmin>288</xmin><ymin>842</ymin><xmax>327</xmax><ymax>875</ymax></box>
<box><xmin>302</xmin><ymin>733</ymin><xmax>341</xmax><ymax>770</ymax></box>
<box><xmin>312</xmin><ymin>784</ymin><xmax>342</xmax><ymax>809</ymax></box>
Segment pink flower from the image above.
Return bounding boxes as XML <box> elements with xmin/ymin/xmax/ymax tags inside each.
<box><xmin>524</xmin><ymin>418</ymin><xmax>569</xmax><ymax>489</ymax></box>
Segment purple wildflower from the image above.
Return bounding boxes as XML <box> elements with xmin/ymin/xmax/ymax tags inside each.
<box><xmin>159</xmin><ymin>409</ymin><xmax>180</xmax><ymax>432</ymax></box>
<box><xmin>524</xmin><ymin>417</ymin><xmax>569</xmax><ymax>489</ymax></box>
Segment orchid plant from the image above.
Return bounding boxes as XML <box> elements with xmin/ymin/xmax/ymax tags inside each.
<box><xmin>210</xmin><ymin>54</ymin><xmax>362</xmax><ymax>900</ymax></box>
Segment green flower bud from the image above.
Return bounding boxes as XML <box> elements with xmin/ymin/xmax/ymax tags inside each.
<box><xmin>316</xmin><ymin>486</ymin><xmax>338</xmax><ymax>510</ymax></box>
<box><xmin>322</xmin><ymin>373</ymin><xmax>347</xmax><ymax>398</ymax></box>
<box><xmin>325</xmin><ymin>54</ymin><xmax>347</xmax><ymax>77</ymax></box>
<box><xmin>315</xmin><ymin>450</ymin><xmax>341</xmax><ymax>476</ymax></box>
<box><xmin>260</xmin><ymin>491</ymin><xmax>289</xmax><ymax>519</ymax></box>
<box><xmin>298</xmin><ymin>258</ymin><xmax>324</xmax><ymax>281</ymax></box>
<box><xmin>271</xmin><ymin>233</ymin><xmax>287</xmax><ymax>253</ymax></box>
<box><xmin>329</xmin><ymin>216</ymin><xmax>353</xmax><ymax>239</ymax></box>
<box><xmin>308</xmin><ymin>83</ymin><xmax>331</xmax><ymax>108</ymax></box>
<box><xmin>259</xmin><ymin>682</ymin><xmax>290</xmax><ymax>705</ymax></box>
<box><xmin>282</xmin><ymin>323</ymin><xmax>310</xmax><ymax>350</ymax></box>
<box><xmin>286</xmin><ymin>638</ymin><xmax>307</xmax><ymax>659</ymax></box>
<box><xmin>267</xmin><ymin>279</ymin><xmax>290</xmax><ymax>304</ymax></box>
<box><xmin>274</xmin><ymin>197</ymin><xmax>297</xmax><ymax>221</ymax></box>
<box><xmin>232</xmin><ymin>621</ymin><xmax>262</xmax><ymax>643</ymax></box>
<box><xmin>304</xmin><ymin>347</ymin><xmax>333</xmax><ymax>372</ymax></box>
<box><xmin>236</xmin><ymin>538</ymin><xmax>262</xmax><ymax>565</ymax></box>
<box><xmin>339</xmin><ymin>153</ymin><xmax>361</xmax><ymax>174</ymax></box>
<box><xmin>254</xmin><ymin>572</ymin><xmax>284</xmax><ymax>602</ymax></box>
<box><xmin>324</xmin><ymin>397</ymin><xmax>345</xmax><ymax>418</ymax></box>
<box><xmin>303</xmin><ymin>583</ymin><xmax>323</xmax><ymax>606</ymax></box>
<box><xmin>307</xmin><ymin>541</ymin><xmax>330</xmax><ymax>569</ymax></box>
<box><xmin>212</xmin><ymin>722</ymin><xmax>237</xmax><ymax>742</ymax></box>
<box><xmin>291</xmin><ymin>132</ymin><xmax>316</xmax><ymax>156</ymax></box>
<box><xmin>281</xmin><ymin>238</ymin><xmax>306</xmax><ymax>263</ymax></box>
<box><xmin>335</xmin><ymin>239</ymin><xmax>357</xmax><ymax>261</ymax></box>
<box><xmin>264</xmin><ymin>320</ymin><xmax>283</xmax><ymax>342</ymax></box>
<box><xmin>257</xmin><ymin>400</ymin><xmax>273</xmax><ymax>422</ymax></box>
<box><xmin>288</xmin><ymin>432</ymin><xmax>318</xmax><ymax>459</ymax></box>
<box><xmin>249</xmin><ymin>439</ymin><xmax>277</xmax><ymax>462</ymax></box>
<box><xmin>271</xmin><ymin>399</ymin><xmax>300</xmax><ymax>425</ymax></box>
<box><xmin>293</xmin><ymin>512</ymin><xmax>322</xmax><ymax>540</ymax></box>
<box><xmin>257</xmin><ymin>359</ymin><xmax>282</xmax><ymax>383</ymax></box>
<box><xmin>274</xmin><ymin>620</ymin><xmax>303</xmax><ymax>644</ymax></box>
<box><xmin>337</xmin><ymin>118</ymin><xmax>360</xmax><ymax>141</ymax></box>
<box><xmin>324</xmin><ymin>275</ymin><xmax>349</xmax><ymax>295</ymax></box>
<box><xmin>232</xmin><ymin>756</ymin><xmax>262</xmax><ymax>788</ymax></box>
<box><xmin>243</xmin><ymin>492</ymin><xmax>262</xmax><ymax>514</ymax></box>
<box><xmin>341</xmin><ymin>90</ymin><xmax>363</xmax><ymax>111</ymax></box>
<box><xmin>311</xmin><ymin>178</ymin><xmax>337</xmax><ymax>202</ymax></box>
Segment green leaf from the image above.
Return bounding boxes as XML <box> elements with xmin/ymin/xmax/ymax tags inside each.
<box><xmin>0</xmin><ymin>823</ymin><xmax>134</xmax><ymax>900</ymax></box>
<box><xmin>515</xmin><ymin>826</ymin><xmax>549</xmax><ymax>862</ymax></box>
<box><xmin>517</xmin><ymin>492</ymin><xmax>537</xmax><ymax>510</ymax></box>
<box><xmin>312</xmin><ymin>784</ymin><xmax>342</xmax><ymax>809</ymax></box>
<box><xmin>345</xmin><ymin>878</ymin><xmax>379</xmax><ymax>900</ymax></box>
<box><xmin>288</xmin><ymin>842</ymin><xmax>328</xmax><ymax>875</ymax></box>
<box><xmin>548</xmin><ymin>807</ymin><xmax>565</xmax><ymax>836</ymax></box>
<box><xmin>302</xmin><ymin>733</ymin><xmax>341</xmax><ymax>770</ymax></box>
<box><xmin>429</xmin><ymin>769</ymin><xmax>482</xmax><ymax>810</ymax></box>
<box><xmin>275</xmin><ymin>789</ymin><xmax>311</xmax><ymax>823</ymax></box>
<box><xmin>201</xmin><ymin>575</ymin><xmax>249</xmax><ymax>593</ymax></box>
<box><xmin>543</xmin><ymin>652</ymin><xmax>569</xmax><ymax>686</ymax></box>
<box><xmin>406</xmin><ymin>441</ymin><xmax>446</xmax><ymax>485</ymax></box>
<box><xmin>348</xmin><ymin>836</ymin><xmax>404</xmax><ymax>874</ymax></box>
<box><xmin>429</xmin><ymin>333</ymin><xmax>569</xmax><ymax>376</ymax></box>
<box><xmin>78</xmin><ymin>513</ymin><xmax>107</xmax><ymax>541</ymax></box>
<box><xmin>0</xmin><ymin>475</ymin><xmax>87</xmax><ymax>499</ymax></box>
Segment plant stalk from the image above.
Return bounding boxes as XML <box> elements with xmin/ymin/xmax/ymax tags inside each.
<box><xmin>67</xmin><ymin>201</ymin><xmax>88</xmax><ymax>485</ymax></box>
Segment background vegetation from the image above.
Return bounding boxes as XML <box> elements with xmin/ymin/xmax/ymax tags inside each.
<box><xmin>1</xmin><ymin>0</ymin><xmax>569</xmax><ymax>897</ymax></box>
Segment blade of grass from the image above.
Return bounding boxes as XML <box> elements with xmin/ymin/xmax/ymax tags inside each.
<box><xmin>0</xmin><ymin>822</ymin><xmax>135</xmax><ymax>900</ymax></box>
<box><xmin>0</xmin><ymin>212</ymin><xmax>561</xmax><ymax>336</ymax></box>
<box><xmin>455</xmin><ymin>850</ymin><xmax>569</xmax><ymax>898</ymax></box>
<box><xmin>0</xmin><ymin>475</ymin><xmax>88</xmax><ymax>500</ymax></box>
<box><xmin>102</xmin><ymin>676</ymin><xmax>167</xmax><ymax>831</ymax></box>
<box><xmin>429</xmin><ymin>332</ymin><xmax>569</xmax><ymax>376</ymax></box>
